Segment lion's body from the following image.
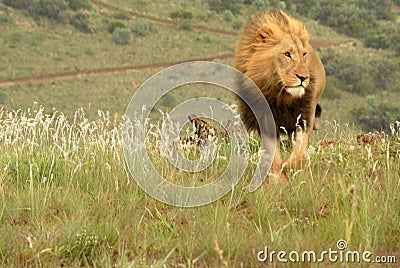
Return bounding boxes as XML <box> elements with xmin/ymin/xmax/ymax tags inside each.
<box><xmin>235</xmin><ymin>8</ymin><xmax>325</xmax><ymax>179</ymax></box>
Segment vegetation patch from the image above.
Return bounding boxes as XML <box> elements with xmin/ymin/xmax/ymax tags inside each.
<box><xmin>112</xmin><ymin>27</ymin><xmax>132</xmax><ymax>45</ymax></box>
<box><xmin>1</xmin><ymin>0</ymin><xmax>92</xmax><ymax>31</ymax></box>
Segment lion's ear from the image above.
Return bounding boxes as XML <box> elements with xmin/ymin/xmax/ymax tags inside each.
<box><xmin>256</xmin><ymin>27</ymin><xmax>280</xmax><ymax>43</ymax></box>
<box><xmin>256</xmin><ymin>28</ymin><xmax>271</xmax><ymax>43</ymax></box>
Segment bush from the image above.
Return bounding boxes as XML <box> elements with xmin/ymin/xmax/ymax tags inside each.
<box><xmin>278</xmin><ymin>1</ymin><xmax>287</xmax><ymax>9</ymax></box>
<box><xmin>132</xmin><ymin>20</ymin><xmax>153</xmax><ymax>36</ymax></box>
<box><xmin>70</xmin><ymin>10</ymin><xmax>91</xmax><ymax>33</ymax></box>
<box><xmin>112</xmin><ymin>27</ymin><xmax>131</xmax><ymax>45</ymax></box>
<box><xmin>10</xmin><ymin>28</ymin><xmax>24</xmax><ymax>43</ymax></box>
<box><xmin>253</xmin><ymin>0</ymin><xmax>270</xmax><ymax>11</ymax></box>
<box><xmin>169</xmin><ymin>10</ymin><xmax>193</xmax><ymax>20</ymax></box>
<box><xmin>180</xmin><ymin>20</ymin><xmax>192</xmax><ymax>31</ymax></box>
<box><xmin>223</xmin><ymin>10</ymin><xmax>233</xmax><ymax>22</ymax></box>
<box><xmin>181</xmin><ymin>11</ymin><xmax>193</xmax><ymax>19</ymax></box>
<box><xmin>107</xmin><ymin>21</ymin><xmax>126</xmax><ymax>34</ymax></box>
<box><xmin>352</xmin><ymin>95</ymin><xmax>400</xmax><ymax>131</ymax></box>
<box><xmin>169</xmin><ymin>11</ymin><xmax>181</xmax><ymax>19</ymax></box>
<box><xmin>232</xmin><ymin>20</ymin><xmax>243</xmax><ymax>30</ymax></box>
<box><xmin>206</xmin><ymin>0</ymin><xmax>241</xmax><ymax>14</ymax></box>
<box><xmin>0</xmin><ymin>13</ymin><xmax>12</xmax><ymax>25</ymax></box>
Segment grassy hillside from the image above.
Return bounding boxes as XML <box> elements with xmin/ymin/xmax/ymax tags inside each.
<box><xmin>0</xmin><ymin>0</ymin><xmax>397</xmax><ymax>128</ymax></box>
<box><xmin>0</xmin><ymin>0</ymin><xmax>399</xmax><ymax>266</ymax></box>
<box><xmin>0</xmin><ymin>106</ymin><xmax>399</xmax><ymax>266</ymax></box>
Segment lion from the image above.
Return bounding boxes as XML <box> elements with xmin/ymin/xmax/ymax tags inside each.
<box><xmin>235</xmin><ymin>8</ymin><xmax>325</xmax><ymax>181</ymax></box>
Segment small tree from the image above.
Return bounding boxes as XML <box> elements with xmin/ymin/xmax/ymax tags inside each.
<box><xmin>70</xmin><ymin>10</ymin><xmax>91</xmax><ymax>33</ymax></box>
<box><xmin>132</xmin><ymin>20</ymin><xmax>153</xmax><ymax>36</ymax></box>
<box><xmin>112</xmin><ymin>27</ymin><xmax>131</xmax><ymax>45</ymax></box>
<box><xmin>223</xmin><ymin>10</ymin><xmax>233</xmax><ymax>22</ymax></box>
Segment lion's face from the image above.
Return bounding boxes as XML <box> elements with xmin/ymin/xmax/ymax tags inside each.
<box><xmin>242</xmin><ymin>27</ymin><xmax>313</xmax><ymax>101</ymax></box>
<box><xmin>251</xmin><ymin>33</ymin><xmax>312</xmax><ymax>99</ymax></box>
<box><xmin>274</xmin><ymin>35</ymin><xmax>312</xmax><ymax>98</ymax></box>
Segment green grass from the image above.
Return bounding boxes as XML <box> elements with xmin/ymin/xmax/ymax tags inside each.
<box><xmin>0</xmin><ymin>106</ymin><xmax>399</xmax><ymax>266</ymax></box>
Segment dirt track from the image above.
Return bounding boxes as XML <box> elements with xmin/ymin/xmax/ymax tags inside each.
<box><xmin>0</xmin><ymin>54</ymin><xmax>234</xmax><ymax>87</ymax></box>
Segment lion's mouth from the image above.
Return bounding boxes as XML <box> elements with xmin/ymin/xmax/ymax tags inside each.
<box><xmin>285</xmin><ymin>86</ymin><xmax>305</xmax><ymax>98</ymax></box>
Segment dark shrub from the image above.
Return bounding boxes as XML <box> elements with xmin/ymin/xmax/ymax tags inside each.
<box><xmin>70</xmin><ymin>10</ymin><xmax>92</xmax><ymax>33</ymax></box>
<box><xmin>170</xmin><ymin>10</ymin><xmax>193</xmax><ymax>20</ymax></box>
<box><xmin>108</xmin><ymin>21</ymin><xmax>126</xmax><ymax>34</ymax></box>
<box><xmin>132</xmin><ymin>20</ymin><xmax>153</xmax><ymax>36</ymax></box>
<box><xmin>112</xmin><ymin>27</ymin><xmax>131</xmax><ymax>45</ymax></box>
<box><xmin>223</xmin><ymin>10</ymin><xmax>233</xmax><ymax>22</ymax></box>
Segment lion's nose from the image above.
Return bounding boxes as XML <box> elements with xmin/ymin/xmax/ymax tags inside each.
<box><xmin>296</xmin><ymin>74</ymin><xmax>308</xmax><ymax>83</ymax></box>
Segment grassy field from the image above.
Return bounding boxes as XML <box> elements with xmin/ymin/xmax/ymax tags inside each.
<box><xmin>0</xmin><ymin>107</ymin><xmax>399</xmax><ymax>266</ymax></box>
<box><xmin>0</xmin><ymin>0</ymin><xmax>399</xmax><ymax>267</ymax></box>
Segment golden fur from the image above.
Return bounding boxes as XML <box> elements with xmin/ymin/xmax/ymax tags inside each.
<box><xmin>235</xmin><ymin>8</ymin><xmax>325</xmax><ymax>180</ymax></box>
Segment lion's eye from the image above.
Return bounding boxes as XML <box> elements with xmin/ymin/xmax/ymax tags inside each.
<box><xmin>303</xmin><ymin>52</ymin><xmax>307</xmax><ymax>58</ymax></box>
<box><xmin>284</xmin><ymin>52</ymin><xmax>291</xmax><ymax>59</ymax></box>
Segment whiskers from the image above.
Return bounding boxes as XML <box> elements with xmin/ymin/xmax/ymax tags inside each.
<box><xmin>276</xmin><ymin>78</ymin><xmax>286</xmax><ymax>98</ymax></box>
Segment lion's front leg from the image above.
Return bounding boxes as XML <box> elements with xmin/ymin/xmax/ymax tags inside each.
<box><xmin>260</xmin><ymin>132</ymin><xmax>287</xmax><ymax>183</ymax></box>
<box><xmin>270</xmin><ymin>139</ymin><xmax>286</xmax><ymax>178</ymax></box>
<box><xmin>282</xmin><ymin>128</ymin><xmax>310</xmax><ymax>172</ymax></box>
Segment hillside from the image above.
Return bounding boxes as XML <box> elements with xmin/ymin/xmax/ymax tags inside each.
<box><xmin>0</xmin><ymin>0</ymin><xmax>398</xmax><ymax>130</ymax></box>
<box><xmin>0</xmin><ymin>0</ymin><xmax>400</xmax><ymax>266</ymax></box>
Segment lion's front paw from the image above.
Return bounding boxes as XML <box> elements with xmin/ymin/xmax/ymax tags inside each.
<box><xmin>267</xmin><ymin>170</ymin><xmax>288</xmax><ymax>185</ymax></box>
<box><xmin>282</xmin><ymin>154</ymin><xmax>307</xmax><ymax>174</ymax></box>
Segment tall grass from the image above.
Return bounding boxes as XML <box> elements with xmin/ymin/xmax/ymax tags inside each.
<box><xmin>0</xmin><ymin>106</ymin><xmax>399</xmax><ymax>266</ymax></box>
